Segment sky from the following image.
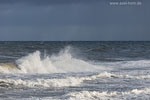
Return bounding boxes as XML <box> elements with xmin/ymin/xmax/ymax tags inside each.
<box><xmin>0</xmin><ymin>0</ymin><xmax>149</xmax><ymax>41</ymax></box>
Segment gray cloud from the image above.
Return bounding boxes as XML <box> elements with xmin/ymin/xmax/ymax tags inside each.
<box><xmin>0</xmin><ymin>0</ymin><xmax>100</xmax><ymax>6</ymax></box>
<box><xmin>0</xmin><ymin>0</ymin><xmax>149</xmax><ymax>41</ymax></box>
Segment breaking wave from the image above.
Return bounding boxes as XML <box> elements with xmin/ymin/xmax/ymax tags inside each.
<box><xmin>0</xmin><ymin>47</ymin><xmax>108</xmax><ymax>74</ymax></box>
<box><xmin>0</xmin><ymin>77</ymin><xmax>83</xmax><ymax>88</ymax></box>
<box><xmin>1</xmin><ymin>46</ymin><xmax>150</xmax><ymax>75</ymax></box>
<box><xmin>1</xmin><ymin>72</ymin><xmax>150</xmax><ymax>88</ymax></box>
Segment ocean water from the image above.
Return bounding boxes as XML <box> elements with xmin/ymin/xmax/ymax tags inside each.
<box><xmin>0</xmin><ymin>41</ymin><xmax>150</xmax><ymax>100</ymax></box>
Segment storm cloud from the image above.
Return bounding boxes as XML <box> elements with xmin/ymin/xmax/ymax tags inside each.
<box><xmin>0</xmin><ymin>0</ymin><xmax>149</xmax><ymax>41</ymax></box>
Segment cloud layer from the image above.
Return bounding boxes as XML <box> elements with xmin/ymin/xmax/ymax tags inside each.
<box><xmin>0</xmin><ymin>0</ymin><xmax>149</xmax><ymax>41</ymax></box>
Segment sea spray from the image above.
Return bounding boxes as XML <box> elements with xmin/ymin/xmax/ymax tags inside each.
<box><xmin>1</xmin><ymin>46</ymin><xmax>150</xmax><ymax>74</ymax></box>
<box><xmin>16</xmin><ymin>46</ymin><xmax>105</xmax><ymax>74</ymax></box>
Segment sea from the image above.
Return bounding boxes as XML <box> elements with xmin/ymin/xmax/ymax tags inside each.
<box><xmin>0</xmin><ymin>41</ymin><xmax>150</xmax><ymax>100</ymax></box>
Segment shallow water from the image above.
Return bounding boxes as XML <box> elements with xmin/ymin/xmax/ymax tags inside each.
<box><xmin>0</xmin><ymin>41</ymin><xmax>150</xmax><ymax>100</ymax></box>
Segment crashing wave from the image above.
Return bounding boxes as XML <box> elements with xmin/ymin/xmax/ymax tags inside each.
<box><xmin>0</xmin><ymin>47</ymin><xmax>109</xmax><ymax>74</ymax></box>
<box><xmin>1</xmin><ymin>46</ymin><xmax>150</xmax><ymax>75</ymax></box>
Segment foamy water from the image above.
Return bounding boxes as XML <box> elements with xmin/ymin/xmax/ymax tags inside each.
<box><xmin>0</xmin><ymin>42</ymin><xmax>150</xmax><ymax>100</ymax></box>
<box><xmin>63</xmin><ymin>88</ymin><xmax>150</xmax><ymax>100</ymax></box>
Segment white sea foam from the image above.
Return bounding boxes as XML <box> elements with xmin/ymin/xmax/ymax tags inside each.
<box><xmin>1</xmin><ymin>72</ymin><xmax>150</xmax><ymax>89</ymax></box>
<box><xmin>65</xmin><ymin>88</ymin><xmax>150</xmax><ymax>100</ymax></box>
<box><xmin>0</xmin><ymin>77</ymin><xmax>84</xmax><ymax>88</ymax></box>
<box><xmin>83</xmin><ymin>72</ymin><xmax>150</xmax><ymax>80</ymax></box>
<box><xmin>0</xmin><ymin>72</ymin><xmax>113</xmax><ymax>88</ymax></box>
<box><xmin>5</xmin><ymin>88</ymin><xmax>150</xmax><ymax>100</ymax></box>
<box><xmin>2</xmin><ymin>97</ymin><xmax>56</xmax><ymax>100</ymax></box>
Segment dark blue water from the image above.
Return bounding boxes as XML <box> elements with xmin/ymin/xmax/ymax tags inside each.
<box><xmin>1</xmin><ymin>41</ymin><xmax>150</xmax><ymax>62</ymax></box>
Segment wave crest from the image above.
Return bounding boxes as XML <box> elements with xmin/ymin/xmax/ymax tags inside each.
<box><xmin>16</xmin><ymin>47</ymin><xmax>106</xmax><ymax>74</ymax></box>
